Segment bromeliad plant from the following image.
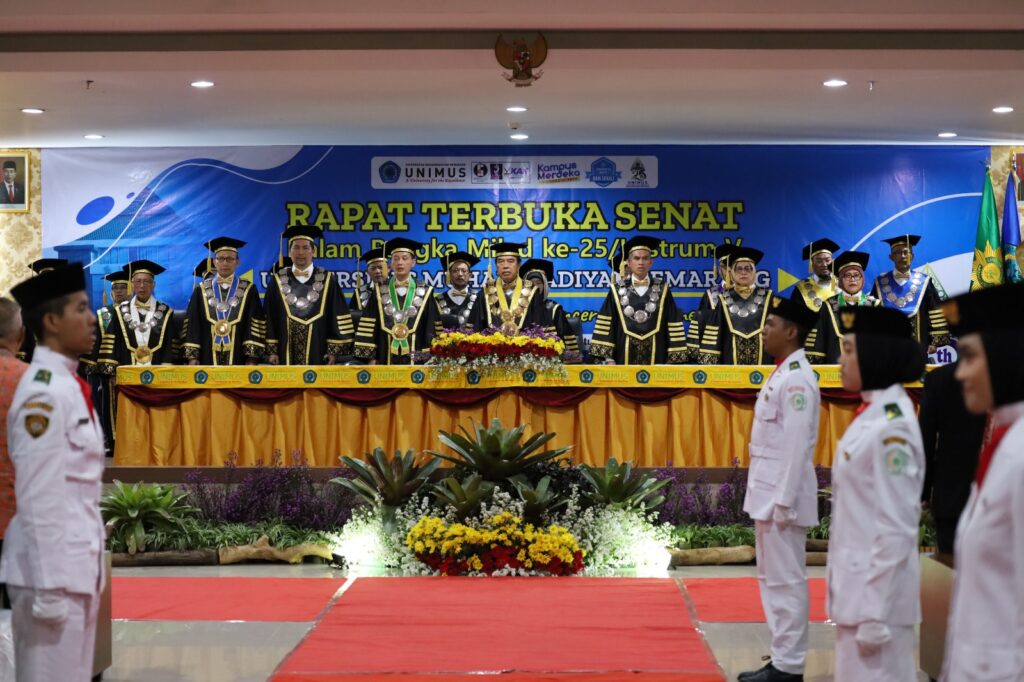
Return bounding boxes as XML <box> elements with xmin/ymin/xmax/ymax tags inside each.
<box><xmin>580</xmin><ymin>457</ymin><xmax>668</xmax><ymax>511</ymax></box>
<box><xmin>429</xmin><ymin>419</ymin><xmax>572</xmax><ymax>482</ymax></box>
<box><xmin>334</xmin><ymin>448</ymin><xmax>441</xmax><ymax>528</ymax></box>
<box><xmin>512</xmin><ymin>475</ymin><xmax>569</xmax><ymax>525</ymax></box>
<box><xmin>101</xmin><ymin>481</ymin><xmax>198</xmax><ymax>555</ymax></box>
<box><xmin>432</xmin><ymin>474</ymin><xmax>495</xmax><ymax>520</ymax></box>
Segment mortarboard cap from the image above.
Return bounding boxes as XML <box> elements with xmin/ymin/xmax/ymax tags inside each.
<box><xmin>489</xmin><ymin>241</ymin><xmax>528</xmax><ymax>258</ymax></box>
<box><xmin>834</xmin><ymin>250</ymin><xmax>870</xmax><ymax>274</ymax></box>
<box><xmin>193</xmin><ymin>259</ymin><xmax>213</xmax><ymax>278</ymax></box>
<box><xmin>768</xmin><ymin>295</ymin><xmax>819</xmax><ymax>329</ymax></box>
<box><xmin>941</xmin><ymin>281</ymin><xmax>1024</xmax><ymax>336</ymax></box>
<box><xmin>520</xmin><ymin>259</ymin><xmax>555</xmax><ymax>284</ymax></box>
<box><xmin>715</xmin><ymin>243</ymin><xmax>738</xmax><ymax>261</ymax></box>
<box><xmin>801</xmin><ymin>239</ymin><xmax>840</xmax><ymax>261</ymax></box>
<box><xmin>204</xmin><ymin>236</ymin><xmax>247</xmax><ymax>253</ymax></box>
<box><xmin>282</xmin><ymin>225</ymin><xmax>323</xmax><ymax>245</ymax></box>
<box><xmin>882</xmin><ymin>235</ymin><xmax>921</xmax><ymax>250</ymax></box>
<box><xmin>11</xmin><ymin>263</ymin><xmax>86</xmax><ymax>311</ymax></box>
<box><xmin>361</xmin><ymin>248</ymin><xmax>386</xmax><ymax>265</ymax></box>
<box><xmin>383</xmin><ymin>238</ymin><xmax>423</xmax><ymax>259</ymax></box>
<box><xmin>125</xmin><ymin>259</ymin><xmax>166</xmax><ymax>278</ymax></box>
<box><xmin>441</xmin><ymin>251</ymin><xmax>479</xmax><ymax>270</ymax></box>
<box><xmin>623</xmin><ymin>236</ymin><xmax>662</xmax><ymax>257</ymax></box>
<box><xmin>729</xmin><ymin>246</ymin><xmax>765</xmax><ymax>267</ymax></box>
<box><xmin>30</xmin><ymin>258</ymin><xmax>69</xmax><ymax>274</ymax></box>
<box><xmin>104</xmin><ymin>268</ymin><xmax>129</xmax><ymax>284</ymax></box>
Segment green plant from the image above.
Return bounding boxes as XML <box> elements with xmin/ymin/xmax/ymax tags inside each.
<box><xmin>919</xmin><ymin>508</ymin><xmax>937</xmax><ymax>548</ymax></box>
<box><xmin>806</xmin><ymin>515</ymin><xmax>831</xmax><ymax>540</ymax></box>
<box><xmin>579</xmin><ymin>457</ymin><xmax>668</xmax><ymax>510</ymax></box>
<box><xmin>432</xmin><ymin>475</ymin><xmax>495</xmax><ymax>520</ymax></box>
<box><xmin>100</xmin><ymin>481</ymin><xmax>198</xmax><ymax>555</ymax></box>
<box><xmin>674</xmin><ymin>524</ymin><xmax>756</xmax><ymax>549</ymax></box>
<box><xmin>334</xmin><ymin>448</ymin><xmax>440</xmax><ymax>527</ymax></box>
<box><xmin>428</xmin><ymin>419</ymin><xmax>571</xmax><ymax>482</ymax></box>
<box><xmin>512</xmin><ymin>476</ymin><xmax>568</xmax><ymax>524</ymax></box>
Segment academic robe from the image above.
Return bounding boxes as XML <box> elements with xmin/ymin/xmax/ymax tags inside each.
<box><xmin>182</xmin><ymin>275</ymin><xmax>266</xmax><ymax>365</ymax></box>
<box><xmin>95</xmin><ymin>298</ymin><xmax>178</xmax><ymax>374</ymax></box>
<box><xmin>353</xmin><ymin>277</ymin><xmax>441</xmax><ymax>365</ymax></box>
<box><xmin>804</xmin><ymin>291</ymin><xmax>880</xmax><ymax>365</ymax></box>
<box><xmin>433</xmin><ymin>288</ymin><xmax>481</xmax><ymax>329</ymax></box>
<box><xmin>871</xmin><ymin>270</ymin><xmax>950</xmax><ymax>352</ymax></box>
<box><xmin>696</xmin><ymin>287</ymin><xmax>774</xmax><ymax>365</ymax></box>
<box><xmin>590</xmin><ymin>278</ymin><xmax>687</xmax><ymax>365</ymax></box>
<box><xmin>264</xmin><ymin>265</ymin><xmax>354</xmax><ymax>365</ymax></box>
<box><xmin>791</xmin><ymin>274</ymin><xmax>839</xmax><ymax>313</ymax></box>
<box><xmin>544</xmin><ymin>299</ymin><xmax>581</xmax><ymax>359</ymax></box>
<box><xmin>465</xmin><ymin>278</ymin><xmax>552</xmax><ymax>335</ymax></box>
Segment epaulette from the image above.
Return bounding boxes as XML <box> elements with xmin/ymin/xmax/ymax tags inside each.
<box><xmin>32</xmin><ymin>369</ymin><xmax>51</xmax><ymax>385</ymax></box>
<box><xmin>789</xmin><ymin>361</ymin><xmax>800</xmax><ymax>370</ymax></box>
<box><xmin>884</xmin><ymin>403</ymin><xmax>903</xmax><ymax>421</ymax></box>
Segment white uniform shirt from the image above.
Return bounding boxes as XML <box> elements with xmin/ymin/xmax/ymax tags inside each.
<box><xmin>0</xmin><ymin>346</ymin><xmax>106</xmax><ymax>595</ymax></box>
<box><xmin>942</xmin><ymin>401</ymin><xmax>1024</xmax><ymax>681</ymax></box>
<box><xmin>827</xmin><ymin>383</ymin><xmax>923</xmax><ymax>627</ymax></box>
<box><xmin>743</xmin><ymin>348</ymin><xmax>821</xmax><ymax>526</ymax></box>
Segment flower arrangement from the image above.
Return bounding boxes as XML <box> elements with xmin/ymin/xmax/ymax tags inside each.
<box><xmin>406</xmin><ymin>511</ymin><xmax>585</xmax><ymax>576</ymax></box>
<box><xmin>425</xmin><ymin>325</ymin><xmax>567</xmax><ymax>380</ymax></box>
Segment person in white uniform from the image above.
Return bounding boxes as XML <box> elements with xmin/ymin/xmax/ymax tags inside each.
<box><xmin>0</xmin><ymin>263</ymin><xmax>105</xmax><ymax>682</ymax></box>
<box><xmin>940</xmin><ymin>281</ymin><xmax>1024</xmax><ymax>682</ymax></box>
<box><xmin>739</xmin><ymin>295</ymin><xmax>821</xmax><ymax>682</ymax></box>
<box><xmin>829</xmin><ymin>305</ymin><xmax>926</xmax><ymax>682</ymax></box>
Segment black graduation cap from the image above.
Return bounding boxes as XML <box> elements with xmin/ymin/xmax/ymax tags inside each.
<box><xmin>768</xmin><ymin>295</ymin><xmax>818</xmax><ymax>329</ymax></box>
<box><xmin>269</xmin><ymin>256</ymin><xmax>293</xmax><ymax>271</ymax></box>
<box><xmin>608</xmin><ymin>250</ymin><xmax>625</xmax><ymax>274</ymax></box>
<box><xmin>801</xmin><ymin>239</ymin><xmax>840</xmax><ymax>261</ymax></box>
<box><xmin>941</xmin><ymin>281</ymin><xmax>1024</xmax><ymax>336</ymax></box>
<box><xmin>282</xmin><ymin>225</ymin><xmax>324</xmax><ymax>245</ymax></box>
<box><xmin>441</xmin><ymin>251</ymin><xmax>479</xmax><ymax>270</ymax></box>
<box><xmin>361</xmin><ymin>248</ymin><xmax>386</xmax><ymax>264</ymax></box>
<box><xmin>834</xmin><ymin>250</ymin><xmax>870</xmax><ymax>273</ymax></box>
<box><xmin>489</xmin><ymin>241</ymin><xmax>528</xmax><ymax>258</ymax></box>
<box><xmin>125</xmin><ymin>259</ymin><xmax>166</xmax><ymax>278</ymax></box>
<box><xmin>521</xmin><ymin>259</ymin><xmax>555</xmax><ymax>284</ymax></box>
<box><xmin>204</xmin><ymin>236</ymin><xmax>247</xmax><ymax>253</ymax></box>
<box><xmin>882</xmin><ymin>235</ymin><xmax>921</xmax><ymax>250</ymax></box>
<box><xmin>383</xmin><ymin>238</ymin><xmax>423</xmax><ymax>258</ymax></box>
<box><xmin>30</xmin><ymin>258</ymin><xmax>69</xmax><ymax>274</ymax></box>
<box><xmin>193</xmin><ymin>259</ymin><xmax>213</xmax><ymax>278</ymax></box>
<box><xmin>714</xmin><ymin>243</ymin><xmax>737</xmax><ymax>261</ymax></box>
<box><xmin>104</xmin><ymin>268</ymin><xmax>129</xmax><ymax>284</ymax></box>
<box><xmin>838</xmin><ymin>305</ymin><xmax>914</xmax><ymax>339</ymax></box>
<box><xmin>11</xmin><ymin>263</ymin><xmax>86</xmax><ymax>311</ymax></box>
<box><xmin>623</xmin><ymin>236</ymin><xmax>662</xmax><ymax>257</ymax></box>
<box><xmin>729</xmin><ymin>246</ymin><xmax>764</xmax><ymax>267</ymax></box>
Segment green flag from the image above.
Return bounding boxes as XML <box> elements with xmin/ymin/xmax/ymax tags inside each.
<box><xmin>970</xmin><ymin>173</ymin><xmax>1004</xmax><ymax>290</ymax></box>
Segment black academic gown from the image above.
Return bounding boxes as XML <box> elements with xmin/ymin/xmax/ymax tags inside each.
<box><xmin>871</xmin><ymin>270</ymin><xmax>950</xmax><ymax>352</ymax></box>
<box><xmin>686</xmin><ymin>288</ymin><xmax>727</xmax><ymax>363</ymax></box>
<box><xmin>96</xmin><ymin>298</ymin><xmax>178</xmax><ymax>374</ymax></box>
<box><xmin>465</xmin><ymin>278</ymin><xmax>552</xmax><ymax>335</ymax></box>
<box><xmin>434</xmin><ymin>288</ymin><xmax>481</xmax><ymax>329</ymax></box>
<box><xmin>264</xmin><ymin>265</ymin><xmax>354</xmax><ymax>365</ymax></box>
<box><xmin>182</xmin><ymin>276</ymin><xmax>266</xmax><ymax>365</ymax></box>
<box><xmin>353</xmin><ymin>277</ymin><xmax>441</xmax><ymax>365</ymax></box>
<box><xmin>544</xmin><ymin>299</ymin><xmax>581</xmax><ymax>359</ymax></box>
<box><xmin>15</xmin><ymin>333</ymin><xmax>34</xmax><ymax>363</ymax></box>
<box><xmin>590</xmin><ymin>278</ymin><xmax>687</xmax><ymax>365</ymax></box>
<box><xmin>804</xmin><ymin>292</ymin><xmax>880</xmax><ymax>364</ymax></box>
<box><xmin>83</xmin><ymin>304</ymin><xmax>118</xmax><ymax>454</ymax></box>
<box><xmin>696</xmin><ymin>287</ymin><xmax>774</xmax><ymax>365</ymax></box>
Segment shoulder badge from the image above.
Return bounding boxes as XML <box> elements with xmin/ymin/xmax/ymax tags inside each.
<box><xmin>788</xmin><ymin>361</ymin><xmax>800</xmax><ymax>370</ymax></box>
<box><xmin>884</xmin><ymin>403</ymin><xmax>903</xmax><ymax>421</ymax></box>
<box><xmin>24</xmin><ymin>413</ymin><xmax>49</xmax><ymax>438</ymax></box>
<box><xmin>32</xmin><ymin>369</ymin><xmax>52</xmax><ymax>385</ymax></box>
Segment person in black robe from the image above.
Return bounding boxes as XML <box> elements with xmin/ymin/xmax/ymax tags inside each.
<box><xmin>264</xmin><ymin>225</ymin><xmax>354</xmax><ymax>365</ymax></box>
<box><xmin>521</xmin><ymin>258</ymin><xmax>581</xmax><ymax>360</ymax></box>
<box><xmin>465</xmin><ymin>241</ymin><xmax>551</xmax><ymax>335</ymax></box>
<box><xmin>790</xmin><ymin>238</ymin><xmax>840</xmax><ymax>313</ymax></box>
<box><xmin>590</xmin><ymin>236</ymin><xmax>687</xmax><ymax>365</ymax></box>
<box><xmin>805</xmin><ymin>250</ymin><xmax>880</xmax><ymax>364</ymax></box>
<box><xmin>353</xmin><ymin>237</ymin><xmax>441</xmax><ymax>365</ymax></box>
<box><xmin>687</xmin><ymin>243</ymin><xmax>736</xmax><ymax>362</ymax></box>
<box><xmin>182</xmin><ymin>237</ymin><xmax>266</xmax><ymax>366</ymax></box>
<box><xmin>96</xmin><ymin>259</ymin><xmax>178</xmax><ymax>374</ymax></box>
<box><xmin>871</xmin><ymin>234</ymin><xmax>950</xmax><ymax>355</ymax></box>
<box><xmin>697</xmin><ymin>246</ymin><xmax>774</xmax><ymax>364</ymax></box>
<box><xmin>83</xmin><ymin>268</ymin><xmax>131</xmax><ymax>455</ymax></box>
<box><xmin>349</xmin><ymin>248</ymin><xmax>389</xmax><ymax>312</ymax></box>
<box><xmin>434</xmin><ymin>250</ymin><xmax>481</xmax><ymax>330</ymax></box>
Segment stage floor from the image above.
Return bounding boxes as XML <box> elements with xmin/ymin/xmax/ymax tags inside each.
<box><xmin>104</xmin><ymin>565</ymin><xmax>931</xmax><ymax>682</ymax></box>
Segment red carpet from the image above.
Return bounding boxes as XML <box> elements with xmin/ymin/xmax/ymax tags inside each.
<box><xmin>684</xmin><ymin>577</ymin><xmax>828</xmax><ymax>623</ymax></box>
<box><xmin>112</xmin><ymin>577</ymin><xmax>345</xmax><ymax>621</ymax></box>
<box><xmin>271</xmin><ymin>577</ymin><xmax>723</xmax><ymax>681</ymax></box>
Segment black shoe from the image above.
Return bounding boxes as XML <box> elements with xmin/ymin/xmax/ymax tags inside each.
<box><xmin>737</xmin><ymin>661</ymin><xmax>803</xmax><ymax>682</ymax></box>
<box><xmin>737</xmin><ymin>657</ymin><xmax>771</xmax><ymax>681</ymax></box>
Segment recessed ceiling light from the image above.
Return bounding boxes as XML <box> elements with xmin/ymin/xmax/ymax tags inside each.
<box><xmin>510</xmin><ymin>133</ymin><xmax>529</xmax><ymax>140</ymax></box>
<box><xmin>937</xmin><ymin>132</ymin><xmax>958</xmax><ymax>138</ymax></box>
<box><xmin>993</xmin><ymin>106</ymin><xmax>1014</xmax><ymax>114</ymax></box>
<box><xmin>20</xmin><ymin>108</ymin><xmax>45</xmax><ymax>114</ymax></box>
<box><xmin>823</xmin><ymin>79</ymin><xmax>848</xmax><ymax>88</ymax></box>
<box><xmin>191</xmin><ymin>80</ymin><xmax>215</xmax><ymax>89</ymax></box>
<box><xmin>84</xmin><ymin>134</ymin><xmax>105</xmax><ymax>140</ymax></box>
<box><xmin>506</xmin><ymin>106</ymin><xmax>528</xmax><ymax>113</ymax></box>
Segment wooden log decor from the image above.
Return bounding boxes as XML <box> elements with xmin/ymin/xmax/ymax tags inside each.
<box><xmin>670</xmin><ymin>545</ymin><xmax>756</xmax><ymax>566</ymax></box>
<box><xmin>217</xmin><ymin>535</ymin><xmax>335</xmax><ymax>565</ymax></box>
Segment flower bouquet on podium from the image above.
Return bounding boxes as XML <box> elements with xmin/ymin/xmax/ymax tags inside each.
<box><xmin>425</xmin><ymin>324</ymin><xmax>567</xmax><ymax>381</ymax></box>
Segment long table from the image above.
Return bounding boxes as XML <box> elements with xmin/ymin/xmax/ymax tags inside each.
<box><xmin>114</xmin><ymin>365</ymin><xmax>904</xmax><ymax>468</ymax></box>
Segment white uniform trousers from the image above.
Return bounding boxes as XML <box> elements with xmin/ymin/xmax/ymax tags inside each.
<box><xmin>835</xmin><ymin>624</ymin><xmax>916</xmax><ymax>682</ymax></box>
<box><xmin>755</xmin><ymin>519</ymin><xmax>809</xmax><ymax>675</ymax></box>
<box><xmin>9</xmin><ymin>586</ymin><xmax>98</xmax><ymax>682</ymax></box>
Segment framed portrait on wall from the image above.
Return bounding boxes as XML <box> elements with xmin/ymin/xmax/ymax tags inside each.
<box><xmin>0</xmin><ymin>151</ymin><xmax>30</xmax><ymax>213</ymax></box>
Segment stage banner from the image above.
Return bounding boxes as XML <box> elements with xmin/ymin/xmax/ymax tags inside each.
<box><xmin>42</xmin><ymin>145</ymin><xmax>987</xmax><ymax>340</ymax></box>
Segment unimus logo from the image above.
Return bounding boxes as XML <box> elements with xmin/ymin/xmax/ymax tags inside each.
<box><xmin>378</xmin><ymin>160</ymin><xmax>401</xmax><ymax>184</ymax></box>
<box><xmin>140</xmin><ymin>370</ymin><xmax>155</xmax><ymax>385</ymax></box>
<box><xmin>411</xmin><ymin>370</ymin><xmax>425</xmax><ymax>384</ymax></box>
<box><xmin>356</xmin><ymin>370</ymin><xmax>371</xmax><ymax>385</ymax></box>
<box><xmin>635</xmin><ymin>370</ymin><xmax>651</xmax><ymax>384</ymax></box>
<box><xmin>579</xmin><ymin>369</ymin><xmax>594</xmax><ymax>384</ymax></box>
<box><xmin>749</xmin><ymin>370</ymin><xmax>764</xmax><ymax>385</ymax></box>
<box><xmin>194</xmin><ymin>370</ymin><xmax>209</xmax><ymax>385</ymax></box>
<box><xmin>303</xmin><ymin>370</ymin><xmax>319</xmax><ymax>384</ymax></box>
<box><xmin>248</xmin><ymin>370</ymin><xmax>263</xmax><ymax>385</ymax></box>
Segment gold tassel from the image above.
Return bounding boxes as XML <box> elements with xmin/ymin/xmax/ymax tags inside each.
<box><xmin>808</xmin><ymin>241</ymin><xmax>813</xmax><ymax>273</ymax></box>
<box><xmin>278</xmin><ymin>234</ymin><xmax>284</xmax><ymax>270</ymax></box>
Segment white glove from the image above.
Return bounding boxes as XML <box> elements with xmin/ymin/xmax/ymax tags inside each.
<box><xmin>31</xmin><ymin>589</ymin><xmax>69</xmax><ymax>625</ymax></box>
<box><xmin>854</xmin><ymin>621</ymin><xmax>892</xmax><ymax>656</ymax></box>
<box><xmin>772</xmin><ymin>504</ymin><xmax>797</xmax><ymax>528</ymax></box>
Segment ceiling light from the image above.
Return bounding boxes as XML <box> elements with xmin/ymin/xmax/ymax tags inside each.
<box><xmin>21</xmin><ymin>108</ymin><xmax>45</xmax><ymax>114</ymax></box>
<box><xmin>937</xmin><ymin>132</ymin><xmax>958</xmax><ymax>138</ymax></box>
<box><xmin>823</xmin><ymin>79</ymin><xmax>848</xmax><ymax>88</ymax></box>
<box><xmin>84</xmin><ymin>134</ymin><xmax>105</xmax><ymax>140</ymax></box>
<box><xmin>993</xmin><ymin>106</ymin><xmax>1014</xmax><ymax>114</ymax></box>
<box><xmin>506</xmin><ymin>106</ymin><xmax>528</xmax><ymax>113</ymax></box>
<box><xmin>510</xmin><ymin>133</ymin><xmax>529</xmax><ymax>140</ymax></box>
<box><xmin>191</xmin><ymin>80</ymin><xmax>215</xmax><ymax>88</ymax></box>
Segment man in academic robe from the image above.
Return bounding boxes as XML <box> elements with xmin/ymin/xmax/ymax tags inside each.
<box><xmin>183</xmin><ymin>237</ymin><xmax>266</xmax><ymax>366</ymax></box>
<box><xmin>434</xmin><ymin>251</ymin><xmax>481</xmax><ymax>330</ymax></box>
<box><xmin>82</xmin><ymin>268</ymin><xmax>131</xmax><ymax>455</ymax></box>
<box><xmin>871</xmin><ymin>234</ymin><xmax>950</xmax><ymax>355</ymax></box>
<box><xmin>805</xmin><ymin>250</ymin><xmax>880</xmax><ymax>364</ymax></box>
<box><xmin>790</xmin><ymin>238</ymin><xmax>840</xmax><ymax>313</ymax></box>
<box><xmin>16</xmin><ymin>259</ymin><xmax>69</xmax><ymax>363</ymax></box>
<box><xmin>687</xmin><ymin>243</ymin><xmax>736</xmax><ymax>362</ymax></box>
<box><xmin>590</xmin><ymin>236</ymin><xmax>688</xmax><ymax>365</ymax></box>
<box><xmin>353</xmin><ymin>237</ymin><xmax>440</xmax><ymax>365</ymax></box>
<box><xmin>96</xmin><ymin>259</ymin><xmax>178</xmax><ymax>375</ymax></box>
<box><xmin>349</xmin><ymin>248</ymin><xmax>389</xmax><ymax>312</ymax></box>
<box><xmin>264</xmin><ymin>225</ymin><xmax>354</xmax><ymax>365</ymax></box>
<box><xmin>697</xmin><ymin>246</ymin><xmax>775</xmax><ymax>365</ymax></box>
<box><xmin>465</xmin><ymin>241</ymin><xmax>551</xmax><ymax>334</ymax></box>
<box><xmin>521</xmin><ymin>258</ymin><xmax>581</xmax><ymax>360</ymax></box>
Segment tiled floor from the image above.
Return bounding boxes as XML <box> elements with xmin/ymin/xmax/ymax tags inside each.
<box><xmin>105</xmin><ymin>564</ymin><xmax>931</xmax><ymax>682</ymax></box>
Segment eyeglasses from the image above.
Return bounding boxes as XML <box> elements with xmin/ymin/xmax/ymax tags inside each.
<box><xmin>214</xmin><ymin>256</ymin><xmax>237</xmax><ymax>263</ymax></box>
<box><xmin>840</xmin><ymin>271</ymin><xmax>864</xmax><ymax>280</ymax></box>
